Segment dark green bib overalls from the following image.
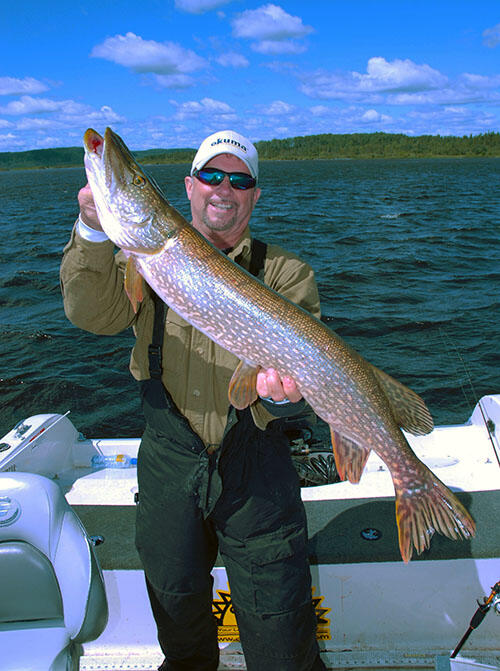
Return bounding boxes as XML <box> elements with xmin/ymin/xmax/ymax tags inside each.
<box><xmin>134</xmin><ymin>241</ymin><xmax>326</xmax><ymax>671</ymax></box>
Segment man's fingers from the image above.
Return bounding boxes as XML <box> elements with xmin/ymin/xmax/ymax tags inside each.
<box><xmin>257</xmin><ymin>368</ymin><xmax>302</xmax><ymax>403</ymax></box>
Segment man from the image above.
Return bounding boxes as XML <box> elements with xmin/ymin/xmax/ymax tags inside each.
<box><xmin>60</xmin><ymin>130</ymin><xmax>326</xmax><ymax>671</ymax></box>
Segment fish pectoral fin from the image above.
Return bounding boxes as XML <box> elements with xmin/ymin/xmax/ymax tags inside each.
<box><xmin>330</xmin><ymin>429</ymin><xmax>371</xmax><ymax>483</ymax></box>
<box><xmin>124</xmin><ymin>256</ymin><xmax>144</xmax><ymax>314</ymax></box>
<box><xmin>228</xmin><ymin>360</ymin><xmax>260</xmax><ymax>410</ymax></box>
<box><xmin>370</xmin><ymin>365</ymin><xmax>434</xmax><ymax>436</ymax></box>
<box><xmin>394</xmin><ymin>469</ymin><xmax>476</xmax><ymax>563</ymax></box>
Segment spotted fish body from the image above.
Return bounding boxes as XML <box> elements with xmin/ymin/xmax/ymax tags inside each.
<box><xmin>83</xmin><ymin>127</ymin><xmax>475</xmax><ymax>562</ymax></box>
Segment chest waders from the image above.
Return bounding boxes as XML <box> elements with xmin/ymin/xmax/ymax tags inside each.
<box><xmin>135</xmin><ymin>239</ymin><xmax>326</xmax><ymax>671</ymax></box>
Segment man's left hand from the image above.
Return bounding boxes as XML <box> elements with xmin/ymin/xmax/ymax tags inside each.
<box><xmin>256</xmin><ymin>367</ymin><xmax>303</xmax><ymax>403</ymax></box>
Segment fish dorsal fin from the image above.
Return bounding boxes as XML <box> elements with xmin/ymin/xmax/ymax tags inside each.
<box><xmin>228</xmin><ymin>360</ymin><xmax>260</xmax><ymax>410</ymax></box>
<box><xmin>370</xmin><ymin>365</ymin><xmax>434</xmax><ymax>436</ymax></box>
<box><xmin>124</xmin><ymin>256</ymin><xmax>144</xmax><ymax>313</ymax></box>
<box><xmin>330</xmin><ymin>429</ymin><xmax>371</xmax><ymax>483</ymax></box>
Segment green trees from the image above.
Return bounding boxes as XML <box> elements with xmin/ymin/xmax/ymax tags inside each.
<box><xmin>1</xmin><ymin>132</ymin><xmax>499</xmax><ymax>170</ymax></box>
<box><xmin>255</xmin><ymin>131</ymin><xmax>500</xmax><ymax>160</ymax></box>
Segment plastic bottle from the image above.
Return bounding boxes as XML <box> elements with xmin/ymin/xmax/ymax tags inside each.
<box><xmin>91</xmin><ymin>454</ymin><xmax>137</xmax><ymax>469</ymax></box>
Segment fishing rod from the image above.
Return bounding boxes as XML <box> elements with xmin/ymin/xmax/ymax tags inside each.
<box><xmin>439</xmin><ymin>329</ymin><xmax>500</xmax><ymax>469</ymax></box>
<box><xmin>450</xmin><ymin>581</ymin><xmax>500</xmax><ymax>658</ymax></box>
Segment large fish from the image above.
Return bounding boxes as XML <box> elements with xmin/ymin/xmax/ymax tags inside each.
<box><xmin>83</xmin><ymin>127</ymin><xmax>475</xmax><ymax>562</ymax></box>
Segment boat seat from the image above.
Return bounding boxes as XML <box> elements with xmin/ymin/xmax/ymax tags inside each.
<box><xmin>0</xmin><ymin>541</ymin><xmax>63</xmax><ymax>623</ymax></box>
<box><xmin>0</xmin><ymin>472</ymin><xmax>108</xmax><ymax>671</ymax></box>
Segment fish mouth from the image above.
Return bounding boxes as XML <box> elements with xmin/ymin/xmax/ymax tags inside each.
<box><xmin>83</xmin><ymin>127</ymin><xmax>123</xmax><ymax>159</ymax></box>
<box><xmin>83</xmin><ymin>128</ymin><xmax>104</xmax><ymax>158</ymax></box>
<box><xmin>84</xmin><ymin>127</ymin><xmax>133</xmax><ymax>191</ymax></box>
<box><xmin>83</xmin><ymin>128</ymin><xmax>108</xmax><ymax>187</ymax></box>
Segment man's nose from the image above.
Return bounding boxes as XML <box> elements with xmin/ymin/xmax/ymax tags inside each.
<box><xmin>215</xmin><ymin>175</ymin><xmax>232</xmax><ymax>193</ymax></box>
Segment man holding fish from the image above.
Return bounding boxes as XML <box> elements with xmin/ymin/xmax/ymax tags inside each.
<box><xmin>61</xmin><ymin>130</ymin><xmax>327</xmax><ymax>670</ymax></box>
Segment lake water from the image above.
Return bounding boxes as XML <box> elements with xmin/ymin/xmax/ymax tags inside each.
<box><xmin>1</xmin><ymin>158</ymin><xmax>499</xmax><ymax>438</ymax></box>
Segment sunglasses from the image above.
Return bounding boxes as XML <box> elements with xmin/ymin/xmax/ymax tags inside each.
<box><xmin>193</xmin><ymin>167</ymin><xmax>257</xmax><ymax>191</ymax></box>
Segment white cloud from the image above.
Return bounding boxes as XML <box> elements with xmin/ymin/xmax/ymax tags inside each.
<box><xmin>175</xmin><ymin>0</ymin><xmax>232</xmax><ymax>13</ymax></box>
<box><xmin>361</xmin><ymin>109</ymin><xmax>392</xmax><ymax>123</ymax></box>
<box><xmin>301</xmin><ymin>57</ymin><xmax>448</xmax><ymax>102</ymax></box>
<box><xmin>0</xmin><ymin>97</ymin><xmax>125</xmax><ymax>126</ymax></box>
<box><xmin>0</xmin><ymin>96</ymin><xmax>125</xmax><ymax>153</ymax></box>
<box><xmin>85</xmin><ymin>105</ymin><xmax>125</xmax><ymax>124</ymax></box>
<box><xmin>0</xmin><ymin>96</ymin><xmax>61</xmax><ymax>115</ymax></box>
<box><xmin>91</xmin><ymin>32</ymin><xmax>206</xmax><ymax>75</ymax></box>
<box><xmin>309</xmin><ymin>105</ymin><xmax>329</xmax><ymax>116</ymax></box>
<box><xmin>15</xmin><ymin>117</ymin><xmax>53</xmax><ymax>130</ymax></box>
<box><xmin>0</xmin><ymin>76</ymin><xmax>49</xmax><ymax>96</ymax></box>
<box><xmin>0</xmin><ymin>133</ymin><xmax>22</xmax><ymax>149</ymax></box>
<box><xmin>358</xmin><ymin>57</ymin><xmax>447</xmax><ymax>92</ymax></box>
<box><xmin>406</xmin><ymin>106</ymin><xmax>497</xmax><ymax>135</ymax></box>
<box><xmin>232</xmin><ymin>4</ymin><xmax>313</xmax><ymax>54</ymax></box>
<box><xmin>216</xmin><ymin>52</ymin><xmax>250</xmax><ymax>68</ymax></box>
<box><xmin>252</xmin><ymin>40</ymin><xmax>307</xmax><ymax>55</ymax></box>
<box><xmin>171</xmin><ymin>97</ymin><xmax>237</xmax><ymax>122</ymax></box>
<box><xmin>155</xmin><ymin>74</ymin><xmax>195</xmax><ymax>89</ymax></box>
<box><xmin>483</xmin><ymin>23</ymin><xmax>500</xmax><ymax>48</ymax></box>
<box><xmin>390</xmin><ymin>72</ymin><xmax>500</xmax><ymax>106</ymax></box>
<box><xmin>260</xmin><ymin>100</ymin><xmax>295</xmax><ymax>115</ymax></box>
<box><xmin>299</xmin><ymin>57</ymin><xmax>500</xmax><ymax>107</ymax></box>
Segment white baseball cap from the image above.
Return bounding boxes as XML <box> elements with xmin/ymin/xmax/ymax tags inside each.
<box><xmin>191</xmin><ymin>130</ymin><xmax>258</xmax><ymax>180</ymax></box>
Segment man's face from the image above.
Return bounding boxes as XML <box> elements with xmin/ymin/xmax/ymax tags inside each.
<box><xmin>185</xmin><ymin>153</ymin><xmax>261</xmax><ymax>248</ymax></box>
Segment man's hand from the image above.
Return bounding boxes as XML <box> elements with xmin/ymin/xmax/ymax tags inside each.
<box><xmin>256</xmin><ymin>367</ymin><xmax>302</xmax><ymax>403</ymax></box>
<box><xmin>78</xmin><ymin>183</ymin><xmax>103</xmax><ymax>231</ymax></box>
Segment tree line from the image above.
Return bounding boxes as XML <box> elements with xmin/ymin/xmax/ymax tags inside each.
<box><xmin>254</xmin><ymin>131</ymin><xmax>500</xmax><ymax>160</ymax></box>
<box><xmin>0</xmin><ymin>146</ymin><xmax>195</xmax><ymax>171</ymax></box>
<box><xmin>1</xmin><ymin>131</ymin><xmax>499</xmax><ymax>171</ymax></box>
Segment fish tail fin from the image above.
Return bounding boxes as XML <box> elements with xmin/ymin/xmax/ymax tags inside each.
<box><xmin>394</xmin><ymin>470</ymin><xmax>476</xmax><ymax>563</ymax></box>
<box><xmin>330</xmin><ymin>429</ymin><xmax>371</xmax><ymax>483</ymax></box>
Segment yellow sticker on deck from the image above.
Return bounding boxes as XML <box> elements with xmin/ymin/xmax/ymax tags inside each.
<box><xmin>213</xmin><ymin>586</ymin><xmax>331</xmax><ymax>642</ymax></box>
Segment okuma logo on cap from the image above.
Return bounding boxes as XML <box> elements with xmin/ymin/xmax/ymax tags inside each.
<box><xmin>210</xmin><ymin>137</ymin><xmax>248</xmax><ymax>153</ymax></box>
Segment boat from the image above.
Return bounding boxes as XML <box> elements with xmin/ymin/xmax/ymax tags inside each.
<box><xmin>0</xmin><ymin>395</ymin><xmax>499</xmax><ymax>670</ymax></box>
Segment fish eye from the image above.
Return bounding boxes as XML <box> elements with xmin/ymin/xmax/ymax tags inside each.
<box><xmin>132</xmin><ymin>173</ymin><xmax>146</xmax><ymax>187</ymax></box>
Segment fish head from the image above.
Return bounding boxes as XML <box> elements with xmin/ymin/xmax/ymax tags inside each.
<box><xmin>83</xmin><ymin>127</ymin><xmax>180</xmax><ymax>254</ymax></box>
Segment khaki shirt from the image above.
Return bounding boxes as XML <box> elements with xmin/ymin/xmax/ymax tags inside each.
<box><xmin>60</xmin><ymin>225</ymin><xmax>321</xmax><ymax>446</ymax></box>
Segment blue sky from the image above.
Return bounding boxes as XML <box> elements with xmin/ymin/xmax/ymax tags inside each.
<box><xmin>2</xmin><ymin>1</ymin><xmax>500</xmax><ymax>152</ymax></box>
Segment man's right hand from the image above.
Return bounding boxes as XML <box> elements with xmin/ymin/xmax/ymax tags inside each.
<box><xmin>78</xmin><ymin>183</ymin><xmax>103</xmax><ymax>231</ymax></box>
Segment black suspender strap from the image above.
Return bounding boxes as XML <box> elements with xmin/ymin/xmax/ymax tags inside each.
<box><xmin>148</xmin><ymin>292</ymin><xmax>166</xmax><ymax>379</ymax></box>
<box><xmin>147</xmin><ymin>238</ymin><xmax>267</xmax><ymax>379</ymax></box>
<box><xmin>248</xmin><ymin>237</ymin><xmax>267</xmax><ymax>279</ymax></box>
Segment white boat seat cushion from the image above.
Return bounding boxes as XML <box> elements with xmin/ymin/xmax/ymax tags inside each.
<box><xmin>0</xmin><ymin>540</ymin><xmax>63</xmax><ymax>624</ymax></box>
<box><xmin>0</xmin><ymin>473</ymin><xmax>107</xmax><ymax>642</ymax></box>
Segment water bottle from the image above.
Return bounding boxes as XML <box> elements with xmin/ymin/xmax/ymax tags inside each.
<box><xmin>91</xmin><ymin>454</ymin><xmax>137</xmax><ymax>469</ymax></box>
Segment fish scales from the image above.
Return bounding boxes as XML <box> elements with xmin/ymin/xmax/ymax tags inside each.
<box><xmin>83</xmin><ymin>126</ymin><xmax>476</xmax><ymax>562</ymax></box>
<box><xmin>147</xmin><ymin>227</ymin><xmax>376</xmax><ymax>435</ymax></box>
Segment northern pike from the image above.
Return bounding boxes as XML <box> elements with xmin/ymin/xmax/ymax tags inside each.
<box><xmin>83</xmin><ymin>127</ymin><xmax>475</xmax><ymax>562</ymax></box>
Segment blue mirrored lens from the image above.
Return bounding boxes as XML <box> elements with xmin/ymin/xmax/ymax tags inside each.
<box><xmin>194</xmin><ymin>168</ymin><xmax>256</xmax><ymax>190</ymax></box>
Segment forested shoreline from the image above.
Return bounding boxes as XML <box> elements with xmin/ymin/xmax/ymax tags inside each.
<box><xmin>1</xmin><ymin>131</ymin><xmax>499</xmax><ymax>171</ymax></box>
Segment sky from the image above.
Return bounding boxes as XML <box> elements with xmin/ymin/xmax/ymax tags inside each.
<box><xmin>2</xmin><ymin>0</ymin><xmax>500</xmax><ymax>152</ymax></box>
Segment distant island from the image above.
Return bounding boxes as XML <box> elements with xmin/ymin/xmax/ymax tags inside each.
<box><xmin>1</xmin><ymin>131</ymin><xmax>499</xmax><ymax>171</ymax></box>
